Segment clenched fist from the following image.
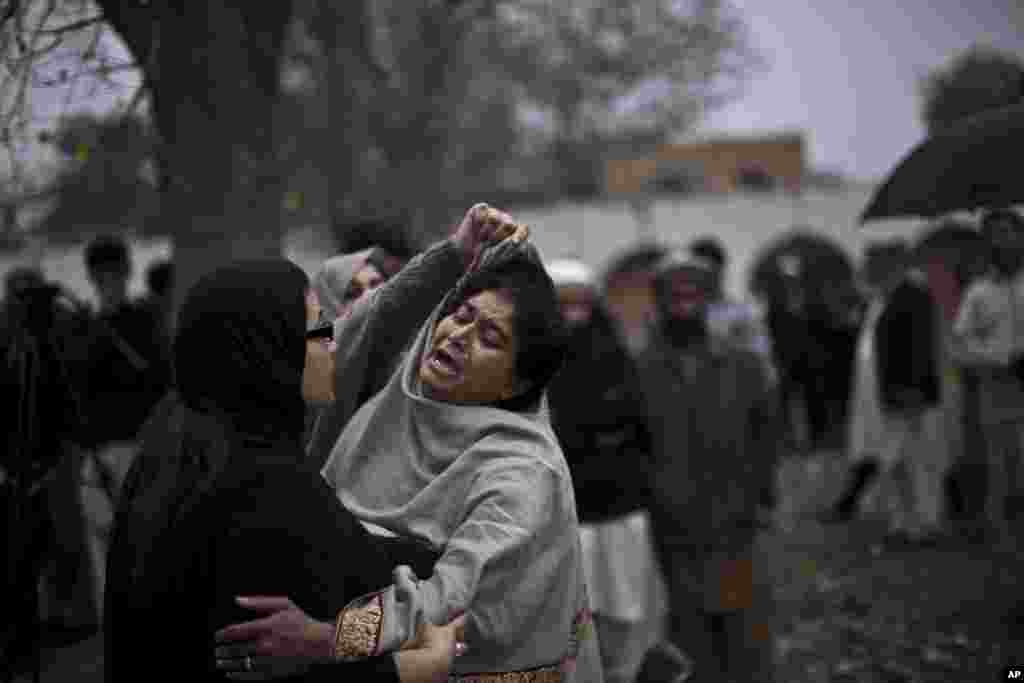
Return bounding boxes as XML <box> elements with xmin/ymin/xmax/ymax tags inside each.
<box><xmin>450</xmin><ymin>203</ymin><xmax>529</xmax><ymax>271</ymax></box>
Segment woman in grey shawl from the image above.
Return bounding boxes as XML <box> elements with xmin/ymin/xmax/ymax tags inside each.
<box><xmin>305</xmin><ymin>247</ymin><xmax>388</xmax><ymax>455</ymax></box>
<box><xmin>311</xmin><ymin>248</ymin><xmax>386</xmax><ymax>323</ymax></box>
<box><xmin>217</xmin><ymin>236</ymin><xmax>604</xmax><ymax>682</ymax></box>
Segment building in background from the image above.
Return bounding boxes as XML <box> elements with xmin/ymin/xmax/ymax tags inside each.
<box><xmin>605</xmin><ymin>131</ymin><xmax>807</xmax><ymax>197</ymax></box>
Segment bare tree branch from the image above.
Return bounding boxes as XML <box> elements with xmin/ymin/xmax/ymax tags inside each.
<box><xmin>0</xmin><ymin>0</ymin><xmax>22</xmax><ymax>31</ymax></box>
<box><xmin>37</xmin><ymin>13</ymin><xmax>102</xmax><ymax>35</ymax></box>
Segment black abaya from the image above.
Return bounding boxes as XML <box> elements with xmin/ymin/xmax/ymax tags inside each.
<box><xmin>104</xmin><ymin>260</ymin><xmax>399</xmax><ymax>682</ymax></box>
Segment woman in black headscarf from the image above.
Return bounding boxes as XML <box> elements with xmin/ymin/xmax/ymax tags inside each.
<box><xmin>103</xmin><ymin>260</ymin><xmax>460</xmax><ymax>682</ymax></box>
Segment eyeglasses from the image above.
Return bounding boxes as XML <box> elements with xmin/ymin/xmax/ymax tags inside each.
<box><xmin>305</xmin><ymin>322</ymin><xmax>334</xmax><ymax>342</ymax></box>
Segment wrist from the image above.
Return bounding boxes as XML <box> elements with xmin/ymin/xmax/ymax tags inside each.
<box><xmin>312</xmin><ymin>620</ymin><xmax>336</xmax><ymax>661</ymax></box>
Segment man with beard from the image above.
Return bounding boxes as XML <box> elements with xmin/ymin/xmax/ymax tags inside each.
<box><xmin>638</xmin><ymin>250</ymin><xmax>779</xmax><ymax>682</ymax></box>
<box><xmin>954</xmin><ymin>208</ymin><xmax>1024</xmax><ymax>547</ymax></box>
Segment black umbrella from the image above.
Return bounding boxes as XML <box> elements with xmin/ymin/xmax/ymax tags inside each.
<box><xmin>861</xmin><ymin>100</ymin><xmax>1024</xmax><ymax>223</ymax></box>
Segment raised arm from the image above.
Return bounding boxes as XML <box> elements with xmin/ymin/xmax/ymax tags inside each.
<box><xmin>307</xmin><ymin>205</ymin><xmax>527</xmax><ymax>467</ymax></box>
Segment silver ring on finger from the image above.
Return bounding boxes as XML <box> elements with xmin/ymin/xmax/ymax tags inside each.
<box><xmin>245</xmin><ymin>655</ymin><xmax>253</xmax><ymax>672</ymax></box>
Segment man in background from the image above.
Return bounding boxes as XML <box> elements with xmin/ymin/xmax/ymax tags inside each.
<box><xmin>688</xmin><ymin>236</ymin><xmax>775</xmax><ymax>381</ymax></box>
<box><xmin>953</xmin><ymin>209</ymin><xmax>1024</xmax><ymax>547</ymax></box>
<box><xmin>639</xmin><ymin>250</ymin><xmax>779</xmax><ymax>682</ymax></box>
<box><xmin>77</xmin><ymin>235</ymin><xmax>172</xmax><ymax>621</ymax></box>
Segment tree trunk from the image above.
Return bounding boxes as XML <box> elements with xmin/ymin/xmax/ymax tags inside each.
<box><xmin>100</xmin><ymin>1</ymin><xmax>295</xmax><ymax>321</ymax></box>
<box><xmin>317</xmin><ymin>0</ymin><xmax>390</xmax><ymax>237</ymax></box>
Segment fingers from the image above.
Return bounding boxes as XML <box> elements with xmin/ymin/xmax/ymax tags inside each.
<box><xmin>234</xmin><ymin>596</ymin><xmax>296</xmax><ymax>613</ymax></box>
<box><xmin>215</xmin><ymin>616</ymin><xmax>274</xmax><ymax>644</ymax></box>
<box><xmin>508</xmin><ymin>222</ymin><xmax>529</xmax><ymax>243</ymax></box>
<box><xmin>468</xmin><ymin>203</ymin><xmax>491</xmax><ymax>222</ymax></box>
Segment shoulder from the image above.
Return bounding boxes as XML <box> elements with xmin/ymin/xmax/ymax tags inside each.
<box><xmin>471</xmin><ymin>428</ymin><xmax>570</xmax><ymax>495</ymax></box>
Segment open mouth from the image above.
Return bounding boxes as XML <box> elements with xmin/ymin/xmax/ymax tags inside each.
<box><xmin>429</xmin><ymin>346</ymin><xmax>463</xmax><ymax>377</ymax></box>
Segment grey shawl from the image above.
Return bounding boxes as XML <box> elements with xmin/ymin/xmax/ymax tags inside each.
<box><xmin>311</xmin><ymin>248</ymin><xmax>376</xmax><ymax>323</ymax></box>
<box><xmin>322</xmin><ymin>243</ymin><xmax>603</xmax><ymax>680</ymax></box>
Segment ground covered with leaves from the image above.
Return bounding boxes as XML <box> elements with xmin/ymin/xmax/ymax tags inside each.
<box><xmin>765</xmin><ymin>453</ymin><xmax>1023</xmax><ymax>683</ymax></box>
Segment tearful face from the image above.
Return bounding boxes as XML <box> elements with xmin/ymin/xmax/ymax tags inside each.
<box><xmin>419</xmin><ymin>289</ymin><xmax>525</xmax><ymax>405</ymax></box>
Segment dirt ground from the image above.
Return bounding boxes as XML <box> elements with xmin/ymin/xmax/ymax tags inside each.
<box><xmin>765</xmin><ymin>452</ymin><xmax>1023</xmax><ymax>683</ymax></box>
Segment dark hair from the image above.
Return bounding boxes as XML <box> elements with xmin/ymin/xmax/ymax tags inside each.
<box><xmin>146</xmin><ymin>260</ymin><xmax>174</xmax><ymax>297</ymax></box>
<box><xmin>689</xmin><ymin>236</ymin><xmax>728</xmax><ymax>269</ymax></box>
<box><xmin>445</xmin><ymin>256</ymin><xmax>568</xmax><ymax>404</ymax></box>
<box><xmin>85</xmin><ymin>234</ymin><xmax>130</xmax><ymax>276</ymax></box>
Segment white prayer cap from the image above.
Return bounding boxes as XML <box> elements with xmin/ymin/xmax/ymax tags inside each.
<box><xmin>545</xmin><ymin>258</ymin><xmax>596</xmax><ymax>289</ymax></box>
<box><xmin>655</xmin><ymin>249</ymin><xmax>716</xmax><ymax>279</ymax></box>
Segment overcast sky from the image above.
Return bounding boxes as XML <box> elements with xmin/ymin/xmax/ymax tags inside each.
<box><xmin>699</xmin><ymin>0</ymin><xmax>1024</xmax><ymax>181</ymax></box>
<box><xmin>14</xmin><ymin>1</ymin><xmax>1024</xmax><ymax>186</ymax></box>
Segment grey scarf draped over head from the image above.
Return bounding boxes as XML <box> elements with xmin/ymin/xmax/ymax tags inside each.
<box><xmin>311</xmin><ymin>248</ymin><xmax>376</xmax><ymax>322</ymax></box>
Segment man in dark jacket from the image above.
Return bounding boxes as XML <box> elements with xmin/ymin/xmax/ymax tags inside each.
<box><xmin>545</xmin><ymin>258</ymin><xmax>668</xmax><ymax>683</ymax></box>
<box><xmin>638</xmin><ymin>250</ymin><xmax>780</xmax><ymax>683</ymax></box>
<box><xmin>78</xmin><ymin>235</ymin><xmax>172</xmax><ymax>621</ymax></box>
<box><xmin>874</xmin><ymin>249</ymin><xmax>945</xmax><ymax>546</ymax></box>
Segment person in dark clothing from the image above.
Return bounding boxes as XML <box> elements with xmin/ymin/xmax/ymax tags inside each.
<box><xmin>802</xmin><ymin>284</ymin><xmax>861</xmax><ymax>451</ymax></box>
<box><xmin>82</xmin><ymin>236</ymin><xmax>172</xmax><ymax>448</ymax></box>
<box><xmin>764</xmin><ymin>263</ymin><xmax>815</xmax><ymax>453</ymax></box>
<box><xmin>545</xmin><ymin>258</ymin><xmax>676</xmax><ymax>683</ymax></box>
<box><xmin>77</xmin><ymin>235</ymin><xmax>173</xmax><ymax>621</ymax></box>
<box><xmin>639</xmin><ymin>250</ymin><xmax>780</xmax><ymax>683</ymax></box>
<box><xmin>547</xmin><ymin>261</ymin><xmax>653</xmax><ymax>522</ymax></box>
<box><xmin>1</xmin><ymin>269</ymin><xmax>97</xmax><ymax>674</ymax></box>
<box><xmin>104</xmin><ymin>259</ymin><xmax>461</xmax><ymax>683</ymax></box>
<box><xmin>872</xmin><ymin>248</ymin><xmax>945</xmax><ymax>544</ymax></box>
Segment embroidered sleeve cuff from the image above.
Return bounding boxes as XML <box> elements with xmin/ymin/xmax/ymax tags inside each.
<box><xmin>454</xmin><ymin>664</ymin><xmax>563</xmax><ymax>682</ymax></box>
<box><xmin>333</xmin><ymin>593</ymin><xmax>384</xmax><ymax>660</ymax></box>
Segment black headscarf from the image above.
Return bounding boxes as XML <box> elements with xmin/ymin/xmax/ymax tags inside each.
<box><xmin>109</xmin><ymin>259</ymin><xmax>309</xmax><ymax>596</ymax></box>
<box><xmin>173</xmin><ymin>259</ymin><xmax>308</xmax><ymax>440</ymax></box>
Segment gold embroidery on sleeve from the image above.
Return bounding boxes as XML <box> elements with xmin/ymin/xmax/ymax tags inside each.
<box><xmin>333</xmin><ymin>594</ymin><xmax>383</xmax><ymax>660</ymax></box>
